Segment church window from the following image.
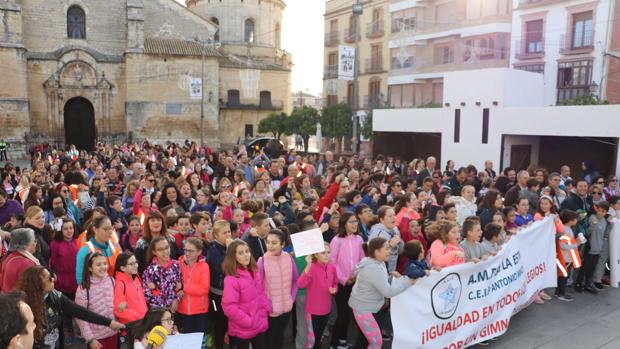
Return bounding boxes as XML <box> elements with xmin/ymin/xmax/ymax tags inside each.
<box><xmin>245</xmin><ymin>18</ymin><xmax>255</xmax><ymax>43</ymax></box>
<box><xmin>67</xmin><ymin>6</ymin><xmax>86</xmax><ymax>39</ymax></box>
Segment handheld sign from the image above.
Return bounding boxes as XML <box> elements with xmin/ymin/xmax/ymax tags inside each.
<box><xmin>291</xmin><ymin>228</ymin><xmax>325</xmax><ymax>257</ymax></box>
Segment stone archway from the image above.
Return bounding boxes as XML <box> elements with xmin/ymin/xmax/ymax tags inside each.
<box><xmin>64</xmin><ymin>97</ymin><xmax>96</xmax><ymax>150</ymax></box>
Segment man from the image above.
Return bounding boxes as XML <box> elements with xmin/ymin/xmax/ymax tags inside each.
<box><xmin>504</xmin><ymin>170</ymin><xmax>530</xmax><ymax>207</ymax></box>
<box><xmin>416</xmin><ymin>156</ymin><xmax>437</xmax><ymax>185</ymax></box>
<box><xmin>547</xmin><ymin>172</ymin><xmax>567</xmax><ymax>209</ymax></box>
<box><xmin>236</xmin><ymin>153</ymin><xmax>254</xmax><ymax>186</ymax></box>
<box><xmin>561</xmin><ymin>179</ymin><xmax>594</xmax><ymax>214</ymax></box>
<box><xmin>105</xmin><ymin>167</ymin><xmax>125</xmax><ymax>197</ymax></box>
<box><xmin>559</xmin><ymin>165</ymin><xmax>572</xmax><ymax>190</ymax></box>
<box><xmin>0</xmin><ymin>291</ymin><xmax>36</xmax><ymax>349</ymax></box>
<box><xmin>484</xmin><ymin>160</ymin><xmax>496</xmax><ymax>179</ymax></box>
<box><xmin>443</xmin><ymin>167</ymin><xmax>467</xmax><ymax>196</ymax></box>
<box><xmin>0</xmin><ymin>188</ymin><xmax>24</xmax><ymax>226</ymax></box>
<box><xmin>0</xmin><ymin>139</ymin><xmax>8</xmax><ymax>161</ymax></box>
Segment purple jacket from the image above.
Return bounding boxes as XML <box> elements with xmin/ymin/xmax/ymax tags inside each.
<box><xmin>49</xmin><ymin>239</ymin><xmax>79</xmax><ymax>294</ymax></box>
<box><xmin>142</xmin><ymin>257</ymin><xmax>182</xmax><ymax>308</ymax></box>
<box><xmin>222</xmin><ymin>268</ymin><xmax>271</xmax><ymax>340</ymax></box>
<box><xmin>0</xmin><ymin>199</ymin><xmax>24</xmax><ymax>226</ymax></box>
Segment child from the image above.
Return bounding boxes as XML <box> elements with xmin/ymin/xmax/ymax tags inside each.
<box><xmin>428</xmin><ymin>220</ymin><xmax>466</xmax><ymax>268</ymax></box>
<box><xmin>502</xmin><ymin>207</ymin><xmax>518</xmax><ymax>234</ymax></box>
<box><xmin>142</xmin><ymin>237</ymin><xmax>183</xmax><ymax>309</ymax></box>
<box><xmin>75</xmin><ymin>252</ymin><xmax>118</xmax><ymax>349</ymax></box>
<box><xmin>458</xmin><ymin>219</ymin><xmax>487</xmax><ymax>263</ymax></box>
<box><xmin>205</xmin><ymin>220</ymin><xmax>233</xmax><ymax>349</ymax></box>
<box><xmin>166</xmin><ymin>215</ymin><xmax>179</xmax><ymax>237</ymax></box>
<box><xmin>492</xmin><ymin>212</ymin><xmax>509</xmax><ymax>245</ymax></box>
<box><xmin>556</xmin><ymin>210</ymin><xmax>582</xmax><ymax>302</ymax></box>
<box><xmin>49</xmin><ymin>219</ymin><xmax>79</xmax><ymax>344</ymax></box>
<box><xmin>243</xmin><ymin>212</ymin><xmax>270</xmax><ymax>260</ymax></box>
<box><xmin>534</xmin><ymin>196</ymin><xmax>564</xmax><ymax>234</ymax></box>
<box><xmin>514</xmin><ymin>197</ymin><xmax>533</xmax><ymax>227</ymax></box>
<box><xmin>114</xmin><ymin>251</ymin><xmax>148</xmax><ymax>325</ymax></box>
<box><xmin>173</xmin><ymin>214</ymin><xmax>193</xmax><ymax>252</ymax></box>
<box><xmin>122</xmin><ymin>216</ymin><xmax>142</xmax><ymax>252</ymax></box>
<box><xmin>132</xmin><ymin>307</ymin><xmax>176</xmax><ymax>349</ymax></box>
<box><xmin>232</xmin><ymin>208</ymin><xmax>251</xmax><ymax>236</ymax></box>
<box><xmin>403</xmin><ymin>240</ymin><xmax>434</xmax><ymax>279</ymax></box>
<box><xmin>480</xmin><ymin>223</ymin><xmax>501</xmax><ymax>256</ymax></box>
<box><xmin>298</xmin><ymin>243</ymin><xmax>338</xmax><ymax>349</ymax></box>
<box><xmin>443</xmin><ymin>203</ymin><xmax>458</xmax><ymax>224</ymax></box>
<box><xmin>222</xmin><ymin>239</ymin><xmax>271</xmax><ymax>349</ymax></box>
<box><xmin>575</xmin><ymin>201</ymin><xmax>613</xmax><ymax>294</ymax></box>
<box><xmin>520</xmin><ymin>178</ymin><xmax>540</xmax><ymax>215</ymax></box>
<box><xmin>257</xmin><ymin>229</ymin><xmax>298</xmax><ymax>349</ymax></box>
<box><xmin>190</xmin><ymin>212</ymin><xmax>211</xmax><ymax>241</ymax></box>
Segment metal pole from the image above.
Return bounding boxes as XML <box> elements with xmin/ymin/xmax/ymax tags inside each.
<box><xmin>200</xmin><ymin>42</ymin><xmax>205</xmax><ymax>148</ymax></box>
<box><xmin>351</xmin><ymin>0</ymin><xmax>362</xmax><ymax>154</ymax></box>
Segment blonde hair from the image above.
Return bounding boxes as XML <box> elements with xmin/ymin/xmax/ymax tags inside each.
<box><xmin>426</xmin><ymin>219</ymin><xmax>457</xmax><ymax>243</ymax></box>
<box><xmin>25</xmin><ymin>205</ymin><xmax>44</xmax><ymax>221</ymax></box>
<box><xmin>212</xmin><ymin>219</ymin><xmax>230</xmax><ymax>238</ymax></box>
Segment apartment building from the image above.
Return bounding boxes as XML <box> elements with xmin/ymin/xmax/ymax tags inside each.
<box><xmin>510</xmin><ymin>0</ymin><xmax>615</xmax><ymax>105</ymax></box>
<box><xmin>323</xmin><ymin>0</ymin><xmax>391</xmax><ymax>110</ymax></box>
<box><xmin>388</xmin><ymin>0</ymin><xmax>512</xmax><ymax>107</ymax></box>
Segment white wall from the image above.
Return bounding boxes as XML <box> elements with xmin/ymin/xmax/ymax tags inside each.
<box><xmin>374</xmin><ymin>104</ymin><xmax>620</xmax><ymax>174</ymax></box>
<box><xmin>509</xmin><ymin>0</ymin><xmax>613</xmax><ymax>105</ymax></box>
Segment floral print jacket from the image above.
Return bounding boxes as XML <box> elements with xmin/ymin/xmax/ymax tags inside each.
<box><xmin>142</xmin><ymin>257</ymin><xmax>183</xmax><ymax>307</ymax></box>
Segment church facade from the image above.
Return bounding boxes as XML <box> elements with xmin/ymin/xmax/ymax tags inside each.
<box><xmin>0</xmin><ymin>0</ymin><xmax>292</xmax><ymax>155</ymax></box>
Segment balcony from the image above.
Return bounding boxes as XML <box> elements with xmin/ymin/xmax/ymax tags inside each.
<box><xmin>514</xmin><ymin>40</ymin><xmax>544</xmax><ymax>60</ymax></box>
<box><xmin>220</xmin><ymin>99</ymin><xmax>284</xmax><ymax>110</ymax></box>
<box><xmin>517</xmin><ymin>0</ymin><xmax>557</xmax><ymax>9</ymax></box>
<box><xmin>559</xmin><ymin>33</ymin><xmax>594</xmax><ymax>55</ymax></box>
<box><xmin>324</xmin><ymin>31</ymin><xmax>339</xmax><ymax>47</ymax></box>
<box><xmin>344</xmin><ymin>28</ymin><xmax>360</xmax><ymax>43</ymax></box>
<box><xmin>365</xmin><ymin>57</ymin><xmax>384</xmax><ymax>73</ymax></box>
<box><xmin>366</xmin><ymin>20</ymin><xmax>384</xmax><ymax>39</ymax></box>
<box><xmin>391</xmin><ymin>56</ymin><xmax>415</xmax><ymax>70</ymax></box>
<box><xmin>324</xmin><ymin>64</ymin><xmax>338</xmax><ymax>79</ymax></box>
<box><xmin>557</xmin><ymin>86</ymin><xmax>593</xmax><ymax>104</ymax></box>
<box><xmin>363</xmin><ymin>94</ymin><xmax>384</xmax><ymax>109</ymax></box>
<box><xmin>391</xmin><ymin>17</ymin><xmax>416</xmax><ymax>34</ymax></box>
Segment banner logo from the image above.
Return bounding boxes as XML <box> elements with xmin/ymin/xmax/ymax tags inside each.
<box><xmin>431</xmin><ymin>273</ymin><xmax>462</xmax><ymax>319</ymax></box>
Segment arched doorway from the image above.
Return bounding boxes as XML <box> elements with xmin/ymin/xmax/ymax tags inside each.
<box><xmin>64</xmin><ymin>97</ymin><xmax>96</xmax><ymax>150</ymax></box>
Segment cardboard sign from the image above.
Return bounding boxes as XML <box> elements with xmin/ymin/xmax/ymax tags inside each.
<box><xmin>291</xmin><ymin>228</ymin><xmax>325</xmax><ymax>257</ymax></box>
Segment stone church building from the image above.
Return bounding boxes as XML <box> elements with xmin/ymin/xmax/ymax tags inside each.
<box><xmin>0</xmin><ymin>0</ymin><xmax>292</xmax><ymax>154</ymax></box>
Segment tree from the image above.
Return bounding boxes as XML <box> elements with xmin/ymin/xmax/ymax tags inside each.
<box><xmin>320</xmin><ymin>103</ymin><xmax>353</xmax><ymax>140</ymax></box>
<box><xmin>361</xmin><ymin>110</ymin><xmax>373</xmax><ymax>140</ymax></box>
<box><xmin>257</xmin><ymin>112</ymin><xmax>287</xmax><ymax>140</ymax></box>
<box><xmin>285</xmin><ymin>106</ymin><xmax>319</xmax><ymax>153</ymax></box>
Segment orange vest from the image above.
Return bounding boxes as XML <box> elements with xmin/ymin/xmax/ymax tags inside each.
<box><xmin>78</xmin><ymin>230</ymin><xmax>120</xmax><ymax>250</ymax></box>
<box><xmin>69</xmin><ymin>185</ymin><xmax>80</xmax><ymax>208</ymax></box>
<box><xmin>556</xmin><ymin>235</ymin><xmax>582</xmax><ymax>277</ymax></box>
<box><xmin>86</xmin><ymin>238</ymin><xmax>121</xmax><ymax>277</ymax></box>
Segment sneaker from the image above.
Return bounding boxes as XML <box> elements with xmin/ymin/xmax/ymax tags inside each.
<box><xmin>573</xmin><ymin>284</ymin><xmax>584</xmax><ymax>293</ymax></box>
<box><xmin>556</xmin><ymin>294</ymin><xmax>574</xmax><ymax>302</ymax></box>
<box><xmin>478</xmin><ymin>340</ymin><xmax>490</xmax><ymax>346</ymax></box>
<box><xmin>584</xmin><ymin>285</ymin><xmax>599</xmax><ymax>295</ymax></box>
<box><xmin>594</xmin><ymin>282</ymin><xmax>607</xmax><ymax>290</ymax></box>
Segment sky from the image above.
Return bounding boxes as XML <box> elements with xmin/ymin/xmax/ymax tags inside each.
<box><xmin>175</xmin><ymin>0</ymin><xmax>325</xmax><ymax>96</ymax></box>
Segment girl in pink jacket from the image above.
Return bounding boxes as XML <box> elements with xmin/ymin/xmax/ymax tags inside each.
<box><xmin>298</xmin><ymin>242</ymin><xmax>338</xmax><ymax>349</ymax></box>
<box><xmin>428</xmin><ymin>220</ymin><xmax>466</xmax><ymax>268</ymax></box>
<box><xmin>222</xmin><ymin>239</ymin><xmax>271</xmax><ymax>349</ymax></box>
<box><xmin>257</xmin><ymin>229</ymin><xmax>298</xmax><ymax>349</ymax></box>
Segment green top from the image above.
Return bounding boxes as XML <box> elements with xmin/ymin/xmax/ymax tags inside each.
<box><xmin>294</xmin><ymin>254</ymin><xmax>308</xmax><ymax>297</ymax></box>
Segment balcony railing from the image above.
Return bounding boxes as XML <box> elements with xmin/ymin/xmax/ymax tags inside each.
<box><xmin>514</xmin><ymin>40</ymin><xmax>544</xmax><ymax>59</ymax></box>
<box><xmin>324</xmin><ymin>31</ymin><xmax>339</xmax><ymax>47</ymax></box>
<box><xmin>365</xmin><ymin>57</ymin><xmax>383</xmax><ymax>73</ymax></box>
<box><xmin>559</xmin><ymin>33</ymin><xmax>593</xmax><ymax>54</ymax></box>
<box><xmin>324</xmin><ymin>64</ymin><xmax>338</xmax><ymax>79</ymax></box>
<box><xmin>363</xmin><ymin>95</ymin><xmax>383</xmax><ymax>109</ymax></box>
<box><xmin>220</xmin><ymin>99</ymin><xmax>284</xmax><ymax>110</ymax></box>
<box><xmin>391</xmin><ymin>56</ymin><xmax>415</xmax><ymax>70</ymax></box>
<box><xmin>391</xmin><ymin>17</ymin><xmax>416</xmax><ymax>33</ymax></box>
<box><xmin>344</xmin><ymin>28</ymin><xmax>360</xmax><ymax>43</ymax></box>
<box><xmin>366</xmin><ymin>20</ymin><xmax>384</xmax><ymax>38</ymax></box>
<box><xmin>557</xmin><ymin>86</ymin><xmax>592</xmax><ymax>104</ymax></box>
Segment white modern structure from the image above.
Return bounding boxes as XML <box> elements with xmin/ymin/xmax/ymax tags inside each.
<box><xmin>373</xmin><ymin>68</ymin><xmax>620</xmax><ymax>176</ymax></box>
<box><xmin>509</xmin><ymin>0</ymin><xmax>615</xmax><ymax>105</ymax></box>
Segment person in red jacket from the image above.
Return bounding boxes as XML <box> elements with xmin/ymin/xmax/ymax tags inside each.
<box><xmin>178</xmin><ymin>237</ymin><xmax>211</xmax><ymax>347</ymax></box>
<box><xmin>314</xmin><ymin>174</ymin><xmax>344</xmax><ymax>222</ymax></box>
<box><xmin>113</xmin><ymin>252</ymin><xmax>148</xmax><ymax>326</ymax></box>
<box><xmin>1</xmin><ymin>228</ymin><xmax>39</xmax><ymax>292</ymax></box>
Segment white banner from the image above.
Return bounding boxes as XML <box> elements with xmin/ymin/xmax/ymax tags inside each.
<box><xmin>610</xmin><ymin>218</ymin><xmax>620</xmax><ymax>288</ymax></box>
<box><xmin>392</xmin><ymin>218</ymin><xmax>557</xmax><ymax>349</ymax></box>
<box><xmin>189</xmin><ymin>77</ymin><xmax>202</xmax><ymax>99</ymax></box>
<box><xmin>338</xmin><ymin>45</ymin><xmax>355</xmax><ymax>81</ymax></box>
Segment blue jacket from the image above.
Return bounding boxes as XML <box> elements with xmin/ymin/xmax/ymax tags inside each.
<box><xmin>403</xmin><ymin>260</ymin><xmax>430</xmax><ymax>279</ymax></box>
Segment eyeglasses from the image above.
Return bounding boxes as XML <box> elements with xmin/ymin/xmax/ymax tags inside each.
<box><xmin>597</xmin><ymin>181</ymin><xmax>604</xmax><ymax>185</ymax></box>
<box><xmin>156</xmin><ymin>245</ymin><xmax>171</xmax><ymax>252</ymax></box>
<box><xmin>161</xmin><ymin>318</ymin><xmax>174</xmax><ymax>324</ymax></box>
<box><xmin>347</xmin><ymin>220</ymin><xmax>359</xmax><ymax>224</ymax></box>
<box><xmin>592</xmin><ymin>191</ymin><xmax>602</xmax><ymax>195</ymax></box>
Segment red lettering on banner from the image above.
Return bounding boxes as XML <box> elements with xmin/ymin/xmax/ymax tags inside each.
<box><xmin>422</xmin><ymin>311</ymin><xmax>481</xmax><ymax>344</ymax></box>
<box><xmin>482</xmin><ymin>305</ymin><xmax>494</xmax><ymax>318</ymax></box>
<box><xmin>526</xmin><ymin>263</ymin><xmax>546</xmax><ymax>284</ymax></box>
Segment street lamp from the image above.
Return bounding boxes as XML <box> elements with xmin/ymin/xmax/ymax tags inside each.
<box><xmin>351</xmin><ymin>0</ymin><xmax>363</xmax><ymax>154</ymax></box>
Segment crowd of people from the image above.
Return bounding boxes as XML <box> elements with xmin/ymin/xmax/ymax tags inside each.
<box><xmin>0</xmin><ymin>140</ymin><xmax>618</xmax><ymax>349</ymax></box>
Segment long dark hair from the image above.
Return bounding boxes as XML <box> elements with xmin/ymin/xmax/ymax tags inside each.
<box><xmin>15</xmin><ymin>266</ymin><xmax>47</xmax><ymax>341</ymax></box>
<box><xmin>132</xmin><ymin>307</ymin><xmax>169</xmax><ymax>341</ymax></box>
<box><xmin>337</xmin><ymin>211</ymin><xmax>358</xmax><ymax>237</ymax></box>
<box><xmin>146</xmin><ymin>236</ymin><xmax>168</xmax><ymax>265</ymax></box>
<box><xmin>222</xmin><ymin>239</ymin><xmax>257</xmax><ymax>277</ymax></box>
<box><xmin>114</xmin><ymin>251</ymin><xmax>137</xmax><ymax>276</ymax></box>
<box><xmin>158</xmin><ymin>183</ymin><xmax>183</xmax><ymax>208</ymax></box>
<box><xmin>478</xmin><ymin>189</ymin><xmax>501</xmax><ymax>211</ymax></box>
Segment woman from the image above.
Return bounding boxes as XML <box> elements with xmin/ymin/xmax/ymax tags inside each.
<box><xmin>581</xmin><ymin>161</ymin><xmax>600</xmax><ymax>185</ymax></box>
<box><xmin>186</xmin><ymin>172</ymin><xmax>202</xmax><ymax>196</ymax></box>
<box><xmin>394</xmin><ymin>193</ymin><xmax>420</xmax><ymax>227</ymax></box>
<box><xmin>604</xmin><ymin>175</ymin><xmax>619</xmax><ymax>200</ymax></box>
<box><xmin>178</xmin><ymin>182</ymin><xmax>196</xmax><ymax>212</ymax></box>
<box><xmin>1</xmin><ymin>228</ymin><xmax>39</xmax><ymax>291</ymax></box>
<box><xmin>349</xmin><ymin>237</ymin><xmax>415</xmax><ymax>349</ymax></box>
<box><xmin>56</xmin><ymin>184</ymin><xmax>80</xmax><ymax>226</ymax></box>
<box><xmin>205</xmin><ymin>220</ymin><xmax>232</xmax><ymax>349</ymax></box>
<box><xmin>16</xmin><ymin>266</ymin><xmax>124</xmax><ymax>349</ymax></box>
<box><xmin>222</xmin><ymin>239</ymin><xmax>271</xmax><ymax>349</ymax></box>
<box><xmin>294</xmin><ymin>175</ymin><xmax>319</xmax><ymax>202</ymax></box>
<box><xmin>251</xmin><ymin>178</ymin><xmax>271</xmax><ymax>201</ymax></box>
<box><xmin>75</xmin><ymin>216</ymin><xmax>121</xmax><ymax>285</ymax></box>
<box><xmin>122</xmin><ymin>181</ymin><xmax>139</xmax><ymax>211</ymax></box>
<box><xmin>43</xmin><ymin>193</ymin><xmax>69</xmax><ymax>224</ymax></box>
<box><xmin>178</xmin><ymin>237</ymin><xmax>211</xmax><ymax>342</ymax></box>
<box><xmin>23</xmin><ymin>185</ymin><xmax>43</xmax><ymax>210</ymax></box>
<box><xmin>23</xmin><ymin>206</ymin><xmax>52</xmax><ymax>267</ymax></box>
<box><xmin>157</xmin><ymin>184</ymin><xmax>186</xmax><ymax>216</ymax></box>
<box><xmin>368</xmin><ymin>206</ymin><xmax>404</xmax><ymax>273</ymax></box>
<box><xmin>134</xmin><ymin>210</ymin><xmax>179</xmax><ymax>275</ymax></box>
<box><xmin>477</xmin><ymin>189</ymin><xmax>503</xmax><ymax>228</ymax></box>
<box><xmin>329</xmin><ymin>212</ymin><xmax>365</xmax><ymax>349</ymax></box>
<box><xmin>113</xmin><ymin>251</ymin><xmax>148</xmax><ymax>326</ymax></box>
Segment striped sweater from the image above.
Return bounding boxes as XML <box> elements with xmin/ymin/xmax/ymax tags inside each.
<box><xmin>75</xmin><ymin>276</ymin><xmax>117</xmax><ymax>341</ymax></box>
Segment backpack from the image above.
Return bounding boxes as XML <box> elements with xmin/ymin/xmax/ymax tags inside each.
<box><xmin>86</xmin><ymin>276</ymin><xmax>116</xmax><ymax>309</ymax></box>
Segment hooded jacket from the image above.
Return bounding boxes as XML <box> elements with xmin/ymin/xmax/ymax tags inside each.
<box><xmin>222</xmin><ymin>268</ymin><xmax>271</xmax><ymax>339</ymax></box>
<box><xmin>348</xmin><ymin>257</ymin><xmax>411</xmax><ymax>313</ymax></box>
<box><xmin>113</xmin><ymin>272</ymin><xmax>148</xmax><ymax>324</ymax></box>
<box><xmin>178</xmin><ymin>255</ymin><xmax>211</xmax><ymax>315</ymax></box>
